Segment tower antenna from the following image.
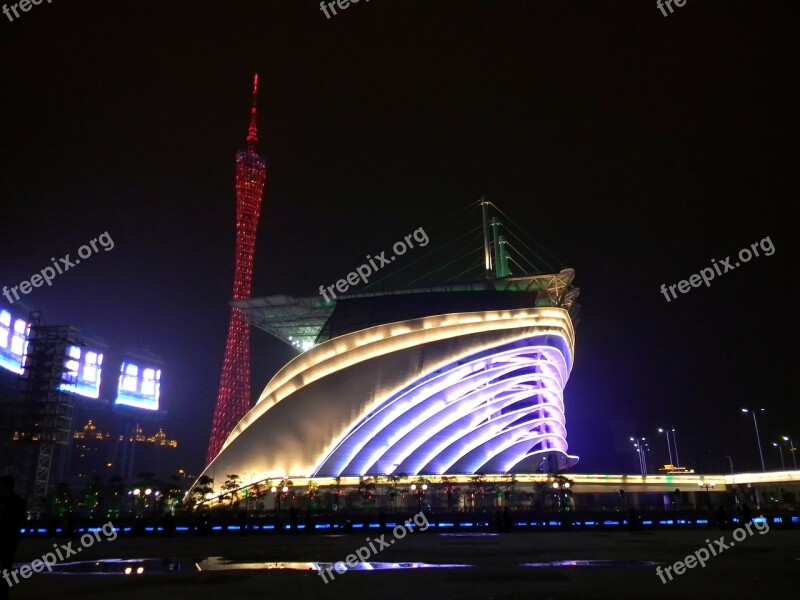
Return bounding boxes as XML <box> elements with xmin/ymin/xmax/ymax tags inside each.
<box><xmin>246</xmin><ymin>73</ymin><xmax>259</xmax><ymax>150</ymax></box>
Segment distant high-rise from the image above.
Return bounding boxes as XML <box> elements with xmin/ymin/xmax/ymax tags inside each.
<box><xmin>207</xmin><ymin>74</ymin><xmax>267</xmax><ymax>463</ymax></box>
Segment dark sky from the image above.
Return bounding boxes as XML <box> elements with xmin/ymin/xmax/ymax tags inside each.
<box><xmin>1</xmin><ymin>0</ymin><xmax>797</xmax><ymax>477</ymax></box>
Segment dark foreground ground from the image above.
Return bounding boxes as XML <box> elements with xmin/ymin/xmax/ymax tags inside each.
<box><xmin>8</xmin><ymin>528</ymin><xmax>800</xmax><ymax>599</ymax></box>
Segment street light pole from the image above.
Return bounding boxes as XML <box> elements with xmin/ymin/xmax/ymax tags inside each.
<box><xmin>742</xmin><ymin>408</ymin><xmax>766</xmax><ymax>472</ymax></box>
<box><xmin>410</xmin><ymin>483</ymin><xmax>427</xmax><ymax>512</ymax></box>
<box><xmin>772</xmin><ymin>443</ymin><xmax>785</xmax><ymax>470</ymax></box>
<box><xmin>671</xmin><ymin>427</ymin><xmax>681</xmax><ymax>468</ymax></box>
<box><xmin>639</xmin><ymin>443</ymin><xmax>645</xmax><ymax>475</ymax></box>
<box><xmin>658</xmin><ymin>428</ymin><xmax>673</xmax><ymax>466</ymax></box>
<box><xmin>642</xmin><ymin>439</ymin><xmax>649</xmax><ymax>474</ymax></box>
<box><xmin>724</xmin><ymin>455</ymin><xmax>734</xmax><ymax>476</ymax></box>
<box><xmin>697</xmin><ymin>481</ymin><xmax>716</xmax><ymax>510</ymax></box>
<box><xmin>783</xmin><ymin>436</ymin><xmax>797</xmax><ymax>469</ymax></box>
<box><xmin>630</xmin><ymin>437</ymin><xmax>649</xmax><ymax>475</ymax></box>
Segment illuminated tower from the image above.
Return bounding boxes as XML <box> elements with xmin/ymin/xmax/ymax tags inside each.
<box><xmin>206</xmin><ymin>74</ymin><xmax>267</xmax><ymax>463</ymax></box>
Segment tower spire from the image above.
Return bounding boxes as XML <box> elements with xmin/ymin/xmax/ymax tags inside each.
<box><xmin>246</xmin><ymin>73</ymin><xmax>259</xmax><ymax>151</ymax></box>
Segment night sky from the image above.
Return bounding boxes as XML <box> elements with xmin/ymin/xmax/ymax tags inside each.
<box><xmin>1</xmin><ymin>0</ymin><xmax>796</xmax><ymax>477</ymax></box>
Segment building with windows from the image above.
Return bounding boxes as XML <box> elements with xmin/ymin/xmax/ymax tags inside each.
<box><xmin>0</xmin><ymin>307</ymin><xmax>171</xmax><ymax>497</ymax></box>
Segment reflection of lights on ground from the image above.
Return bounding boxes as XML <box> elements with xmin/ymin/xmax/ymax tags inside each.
<box><xmin>195</xmin><ymin>559</ymin><xmax>317</xmax><ymax>572</ymax></box>
<box><xmin>124</xmin><ymin>565</ymin><xmax>145</xmax><ymax>575</ymax></box>
<box><xmin>521</xmin><ymin>560</ymin><xmax>663</xmax><ymax>568</ymax></box>
<box><xmin>195</xmin><ymin>559</ymin><xmax>472</xmax><ymax>572</ymax></box>
<box><xmin>44</xmin><ymin>557</ymin><xmax>474</xmax><ymax>575</ymax></box>
<box><xmin>53</xmin><ymin>559</ymin><xmax>152</xmax><ymax>575</ymax></box>
<box><xmin>311</xmin><ymin>562</ymin><xmax>471</xmax><ymax>572</ymax></box>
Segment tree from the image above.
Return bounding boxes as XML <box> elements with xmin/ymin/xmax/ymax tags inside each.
<box><xmin>84</xmin><ymin>475</ymin><xmax>102</xmax><ymax>517</ymax></box>
<box><xmin>358</xmin><ymin>477</ymin><xmax>376</xmax><ymax>506</ymax></box>
<box><xmin>246</xmin><ymin>480</ymin><xmax>268</xmax><ymax>513</ymax></box>
<box><xmin>164</xmin><ymin>473</ymin><xmax>185</xmax><ymax>513</ymax></box>
<box><xmin>306</xmin><ymin>482</ymin><xmax>320</xmax><ymax>509</ymax></box>
<box><xmin>52</xmin><ymin>483</ymin><xmax>73</xmax><ymax>517</ymax></box>
<box><xmin>387</xmin><ymin>474</ymin><xmax>403</xmax><ymax>509</ymax></box>
<box><xmin>441</xmin><ymin>476</ymin><xmax>457</xmax><ymax>511</ymax></box>
<box><xmin>503</xmin><ymin>473</ymin><xmax>518</xmax><ymax>508</ymax></box>
<box><xmin>105</xmin><ymin>476</ymin><xmax>126</xmax><ymax>517</ymax></box>
<box><xmin>469</xmin><ymin>473</ymin><xmax>488</xmax><ymax>510</ymax></box>
<box><xmin>190</xmin><ymin>475</ymin><xmax>214</xmax><ymax>508</ymax></box>
<box><xmin>222</xmin><ymin>474</ymin><xmax>242</xmax><ymax>507</ymax></box>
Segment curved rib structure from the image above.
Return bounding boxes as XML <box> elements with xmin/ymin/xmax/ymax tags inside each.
<box><xmin>201</xmin><ymin>306</ymin><xmax>577</xmax><ymax>485</ymax></box>
<box><xmin>313</xmin><ymin>343</ymin><xmax>574</xmax><ymax>476</ymax></box>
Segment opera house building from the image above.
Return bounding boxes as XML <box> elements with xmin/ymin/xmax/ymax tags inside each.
<box><xmin>199</xmin><ymin>270</ymin><xmax>580</xmax><ymax>490</ymax></box>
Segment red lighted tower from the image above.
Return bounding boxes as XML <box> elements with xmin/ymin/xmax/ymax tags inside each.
<box><xmin>207</xmin><ymin>74</ymin><xmax>267</xmax><ymax>463</ymax></box>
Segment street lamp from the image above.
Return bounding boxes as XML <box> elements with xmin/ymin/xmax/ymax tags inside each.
<box><xmin>630</xmin><ymin>437</ymin><xmax>648</xmax><ymax>475</ymax></box>
<box><xmin>658</xmin><ymin>428</ymin><xmax>674</xmax><ymax>466</ymax></box>
<box><xmin>410</xmin><ymin>483</ymin><xmax>427</xmax><ymax>511</ymax></box>
<box><xmin>782</xmin><ymin>436</ymin><xmax>797</xmax><ymax>469</ymax></box>
<box><xmin>270</xmin><ymin>486</ymin><xmax>281</xmax><ymax>514</ymax></box>
<box><xmin>552</xmin><ymin>479</ymin><xmax>571</xmax><ymax>514</ymax></box>
<box><xmin>772</xmin><ymin>442</ymin><xmax>785</xmax><ymax>470</ymax></box>
<box><xmin>630</xmin><ymin>438</ymin><xmax>642</xmax><ymax>474</ymax></box>
<box><xmin>697</xmin><ymin>481</ymin><xmax>716</xmax><ymax>510</ymax></box>
<box><xmin>741</xmin><ymin>408</ymin><xmax>766</xmax><ymax>472</ymax></box>
<box><xmin>724</xmin><ymin>455</ymin><xmax>734</xmax><ymax>476</ymax></box>
<box><xmin>269</xmin><ymin>482</ymin><xmax>292</xmax><ymax>515</ymax></box>
<box><xmin>671</xmin><ymin>427</ymin><xmax>681</xmax><ymax>468</ymax></box>
<box><xmin>129</xmin><ymin>488</ymin><xmax>147</xmax><ymax>515</ymax></box>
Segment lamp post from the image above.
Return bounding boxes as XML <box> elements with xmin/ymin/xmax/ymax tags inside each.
<box><xmin>741</xmin><ymin>408</ymin><xmax>766</xmax><ymax>472</ymax></box>
<box><xmin>410</xmin><ymin>483</ymin><xmax>427</xmax><ymax>512</ymax></box>
<box><xmin>551</xmin><ymin>480</ymin><xmax>571</xmax><ymax>514</ymax></box>
<box><xmin>271</xmin><ymin>485</ymin><xmax>289</xmax><ymax>515</ymax></box>
<box><xmin>658</xmin><ymin>428</ymin><xmax>674</xmax><ymax>467</ymax></box>
<box><xmin>630</xmin><ymin>438</ymin><xmax>641</xmax><ymax>474</ymax></box>
<box><xmin>697</xmin><ymin>481</ymin><xmax>716</xmax><ymax>510</ymax></box>
<box><xmin>724</xmin><ymin>456</ymin><xmax>738</xmax><ymax>505</ymax></box>
<box><xmin>671</xmin><ymin>427</ymin><xmax>681</xmax><ymax>468</ymax></box>
<box><xmin>270</xmin><ymin>486</ymin><xmax>279</xmax><ymax>514</ymax></box>
<box><xmin>129</xmin><ymin>488</ymin><xmax>144</xmax><ymax>516</ymax></box>
<box><xmin>772</xmin><ymin>442</ymin><xmax>785</xmax><ymax>470</ymax></box>
<box><xmin>782</xmin><ymin>436</ymin><xmax>797</xmax><ymax>469</ymax></box>
<box><xmin>724</xmin><ymin>455</ymin><xmax>734</xmax><ymax>476</ymax></box>
<box><xmin>630</xmin><ymin>437</ymin><xmax>648</xmax><ymax>475</ymax></box>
